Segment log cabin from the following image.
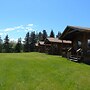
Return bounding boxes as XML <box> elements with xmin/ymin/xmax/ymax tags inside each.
<box><xmin>60</xmin><ymin>25</ymin><xmax>90</xmax><ymax>64</ymax></box>
<box><xmin>38</xmin><ymin>41</ymin><xmax>45</xmax><ymax>53</ymax></box>
<box><xmin>44</xmin><ymin>38</ymin><xmax>71</xmax><ymax>55</ymax></box>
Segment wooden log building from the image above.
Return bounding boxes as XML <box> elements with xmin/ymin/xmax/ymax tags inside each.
<box><xmin>38</xmin><ymin>41</ymin><xmax>45</xmax><ymax>53</ymax></box>
<box><xmin>44</xmin><ymin>38</ymin><xmax>71</xmax><ymax>55</ymax></box>
<box><xmin>44</xmin><ymin>38</ymin><xmax>62</xmax><ymax>55</ymax></box>
<box><xmin>60</xmin><ymin>25</ymin><xmax>90</xmax><ymax>64</ymax></box>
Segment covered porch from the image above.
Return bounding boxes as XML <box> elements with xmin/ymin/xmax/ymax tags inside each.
<box><xmin>60</xmin><ymin>26</ymin><xmax>90</xmax><ymax>64</ymax></box>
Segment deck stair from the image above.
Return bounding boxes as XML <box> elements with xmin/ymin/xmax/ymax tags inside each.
<box><xmin>69</xmin><ymin>55</ymin><xmax>81</xmax><ymax>62</ymax></box>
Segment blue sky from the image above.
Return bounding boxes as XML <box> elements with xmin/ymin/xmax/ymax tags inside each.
<box><xmin>0</xmin><ymin>0</ymin><xmax>90</xmax><ymax>41</ymax></box>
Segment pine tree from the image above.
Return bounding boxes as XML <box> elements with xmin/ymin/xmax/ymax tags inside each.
<box><xmin>15</xmin><ymin>38</ymin><xmax>22</xmax><ymax>52</ymax></box>
<box><xmin>30</xmin><ymin>31</ymin><xmax>36</xmax><ymax>52</ymax></box>
<box><xmin>9</xmin><ymin>41</ymin><xmax>16</xmax><ymax>53</ymax></box>
<box><xmin>0</xmin><ymin>36</ymin><xmax>3</xmax><ymax>53</ymax></box>
<box><xmin>23</xmin><ymin>32</ymin><xmax>30</xmax><ymax>52</ymax></box>
<box><xmin>35</xmin><ymin>32</ymin><xmax>39</xmax><ymax>42</ymax></box>
<box><xmin>42</xmin><ymin>30</ymin><xmax>47</xmax><ymax>41</ymax></box>
<box><xmin>50</xmin><ymin>30</ymin><xmax>55</xmax><ymax>38</ymax></box>
<box><xmin>3</xmin><ymin>35</ymin><xmax>10</xmax><ymax>53</ymax></box>
<box><xmin>56</xmin><ymin>31</ymin><xmax>61</xmax><ymax>38</ymax></box>
<box><xmin>38</xmin><ymin>32</ymin><xmax>43</xmax><ymax>41</ymax></box>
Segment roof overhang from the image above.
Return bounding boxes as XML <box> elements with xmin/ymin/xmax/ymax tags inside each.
<box><xmin>60</xmin><ymin>26</ymin><xmax>90</xmax><ymax>40</ymax></box>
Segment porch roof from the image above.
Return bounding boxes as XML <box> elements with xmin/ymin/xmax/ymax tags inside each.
<box><xmin>60</xmin><ymin>26</ymin><xmax>90</xmax><ymax>40</ymax></box>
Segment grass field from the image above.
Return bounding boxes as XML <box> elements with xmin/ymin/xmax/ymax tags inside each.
<box><xmin>0</xmin><ymin>52</ymin><xmax>90</xmax><ymax>90</ymax></box>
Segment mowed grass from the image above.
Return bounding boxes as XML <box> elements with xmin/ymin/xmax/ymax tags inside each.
<box><xmin>0</xmin><ymin>52</ymin><xmax>90</xmax><ymax>90</ymax></box>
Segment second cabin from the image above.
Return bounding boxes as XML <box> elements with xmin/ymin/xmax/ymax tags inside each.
<box><xmin>44</xmin><ymin>38</ymin><xmax>71</xmax><ymax>55</ymax></box>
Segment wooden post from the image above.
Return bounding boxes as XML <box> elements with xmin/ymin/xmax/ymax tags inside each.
<box><xmin>82</xmin><ymin>32</ymin><xmax>87</xmax><ymax>55</ymax></box>
<box><xmin>61</xmin><ymin>40</ymin><xmax>63</xmax><ymax>56</ymax></box>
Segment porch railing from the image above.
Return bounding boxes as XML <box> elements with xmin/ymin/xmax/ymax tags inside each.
<box><xmin>67</xmin><ymin>48</ymin><xmax>83</xmax><ymax>62</ymax></box>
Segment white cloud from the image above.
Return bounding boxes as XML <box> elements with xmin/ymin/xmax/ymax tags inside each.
<box><xmin>4</xmin><ymin>25</ymin><xmax>24</xmax><ymax>32</ymax></box>
<box><xmin>3</xmin><ymin>32</ymin><xmax>7</xmax><ymax>36</ymax></box>
<box><xmin>25</xmin><ymin>27</ymin><xmax>33</xmax><ymax>31</ymax></box>
<box><xmin>0</xmin><ymin>24</ymin><xmax>35</xmax><ymax>39</ymax></box>
<box><xmin>15</xmin><ymin>25</ymin><xmax>24</xmax><ymax>29</ymax></box>
<box><xmin>17</xmin><ymin>30</ymin><xmax>20</xmax><ymax>32</ymax></box>
<box><xmin>0</xmin><ymin>33</ymin><xmax>3</xmax><ymax>35</ymax></box>
<box><xmin>4</xmin><ymin>28</ymin><xmax>15</xmax><ymax>32</ymax></box>
<box><xmin>4</xmin><ymin>24</ymin><xmax>34</xmax><ymax>32</ymax></box>
<box><xmin>27</xmin><ymin>24</ymin><xmax>33</xmax><ymax>27</ymax></box>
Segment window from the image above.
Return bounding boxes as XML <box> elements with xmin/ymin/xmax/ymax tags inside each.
<box><xmin>77</xmin><ymin>41</ymin><xmax>82</xmax><ymax>48</ymax></box>
<box><xmin>88</xmin><ymin>39</ymin><xmax>90</xmax><ymax>48</ymax></box>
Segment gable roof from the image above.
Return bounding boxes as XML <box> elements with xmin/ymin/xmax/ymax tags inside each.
<box><xmin>39</xmin><ymin>41</ymin><xmax>45</xmax><ymax>45</ymax></box>
<box><xmin>68</xmin><ymin>26</ymin><xmax>90</xmax><ymax>31</ymax></box>
<box><xmin>62</xmin><ymin>40</ymin><xmax>72</xmax><ymax>44</ymax></box>
<box><xmin>46</xmin><ymin>38</ymin><xmax>71</xmax><ymax>44</ymax></box>
<box><xmin>47</xmin><ymin>38</ymin><xmax>62</xmax><ymax>43</ymax></box>
<box><xmin>60</xmin><ymin>25</ymin><xmax>90</xmax><ymax>40</ymax></box>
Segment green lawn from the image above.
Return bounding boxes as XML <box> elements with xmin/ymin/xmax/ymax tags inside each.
<box><xmin>0</xmin><ymin>52</ymin><xmax>90</xmax><ymax>90</ymax></box>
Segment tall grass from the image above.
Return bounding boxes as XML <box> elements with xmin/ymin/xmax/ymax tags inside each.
<box><xmin>0</xmin><ymin>52</ymin><xmax>90</xmax><ymax>90</ymax></box>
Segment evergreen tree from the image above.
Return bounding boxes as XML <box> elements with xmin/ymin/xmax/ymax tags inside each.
<box><xmin>23</xmin><ymin>32</ymin><xmax>30</xmax><ymax>52</ymax></box>
<box><xmin>56</xmin><ymin>31</ymin><xmax>61</xmax><ymax>38</ymax></box>
<box><xmin>9</xmin><ymin>41</ymin><xmax>16</xmax><ymax>53</ymax></box>
<box><xmin>50</xmin><ymin>30</ymin><xmax>55</xmax><ymax>38</ymax></box>
<box><xmin>0</xmin><ymin>36</ymin><xmax>3</xmax><ymax>53</ymax></box>
<box><xmin>3</xmin><ymin>35</ymin><xmax>10</xmax><ymax>53</ymax></box>
<box><xmin>38</xmin><ymin>32</ymin><xmax>43</xmax><ymax>41</ymax></box>
<box><xmin>42</xmin><ymin>30</ymin><xmax>47</xmax><ymax>41</ymax></box>
<box><xmin>15</xmin><ymin>38</ymin><xmax>22</xmax><ymax>52</ymax></box>
<box><xmin>35</xmin><ymin>32</ymin><xmax>39</xmax><ymax>42</ymax></box>
<box><xmin>30</xmin><ymin>31</ymin><xmax>36</xmax><ymax>52</ymax></box>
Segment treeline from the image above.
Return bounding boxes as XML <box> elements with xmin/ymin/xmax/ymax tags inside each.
<box><xmin>0</xmin><ymin>30</ymin><xmax>61</xmax><ymax>53</ymax></box>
